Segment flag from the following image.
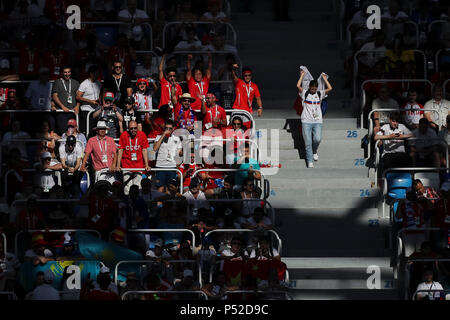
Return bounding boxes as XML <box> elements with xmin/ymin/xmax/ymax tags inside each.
<box><xmin>223</xmin><ymin>259</ymin><xmax>245</xmax><ymax>286</ymax></box>
<box><xmin>16</xmin><ymin>260</ymin><xmax>102</xmax><ymax>293</ymax></box>
<box><xmin>269</xmin><ymin>259</ymin><xmax>288</xmax><ymax>281</ymax></box>
<box><xmin>74</xmin><ymin>231</ymin><xmax>144</xmax><ymax>282</ymax></box>
<box><xmin>244</xmin><ymin>259</ymin><xmax>288</xmax><ymax>282</ymax></box>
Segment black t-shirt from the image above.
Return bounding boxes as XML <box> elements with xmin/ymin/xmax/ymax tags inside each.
<box><xmin>103</xmin><ymin>74</ymin><xmax>132</xmax><ymax>106</ymax></box>
<box><xmin>121</xmin><ymin>109</ymin><xmax>142</xmax><ymax>132</ymax></box>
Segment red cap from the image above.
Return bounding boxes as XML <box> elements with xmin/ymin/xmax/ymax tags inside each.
<box><xmin>67</xmin><ymin>119</ymin><xmax>77</xmax><ymax>127</ymax></box>
<box><xmin>104</xmin><ymin>92</ymin><xmax>115</xmax><ymax>100</ymax></box>
<box><xmin>136</xmin><ymin>78</ymin><xmax>149</xmax><ymax>86</ymax></box>
<box><xmin>206</xmin><ymin>93</ymin><xmax>217</xmax><ymax>101</ymax></box>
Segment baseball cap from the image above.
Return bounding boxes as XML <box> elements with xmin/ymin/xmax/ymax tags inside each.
<box><xmin>41</xmin><ymin>151</ymin><xmax>52</xmax><ymax>159</ymax></box>
<box><xmin>43</xmin><ymin>249</ymin><xmax>54</xmax><ymax>257</ymax></box>
<box><xmin>67</xmin><ymin>119</ymin><xmax>77</xmax><ymax>127</ymax></box>
<box><xmin>124</xmin><ymin>96</ymin><xmax>135</xmax><ymax>105</ymax></box>
<box><xmin>100</xmin><ymin>266</ymin><xmax>110</xmax><ymax>274</ymax></box>
<box><xmin>137</xmin><ymin>78</ymin><xmax>149</xmax><ymax>86</ymax></box>
<box><xmin>167</xmin><ymin>178</ymin><xmax>178</xmax><ymax>187</ymax></box>
<box><xmin>66</xmin><ymin>135</ymin><xmax>77</xmax><ymax>146</ymax></box>
<box><xmin>189</xmin><ymin>177</ymin><xmax>200</xmax><ymax>188</ymax></box>
<box><xmin>183</xmin><ymin>269</ymin><xmax>194</xmax><ymax>278</ymax></box>
<box><xmin>104</xmin><ymin>92</ymin><xmax>114</xmax><ymax>101</ymax></box>
<box><xmin>94</xmin><ymin>120</ymin><xmax>109</xmax><ymax>130</ymax></box>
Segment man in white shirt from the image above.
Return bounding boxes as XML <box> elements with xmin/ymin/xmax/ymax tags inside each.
<box><xmin>410</xmin><ymin>118</ymin><xmax>441</xmax><ymax>167</ymax></box>
<box><xmin>372</xmin><ymin>85</ymin><xmax>400</xmax><ymax>134</ymax></box>
<box><xmin>374</xmin><ymin>113</ymin><xmax>414</xmax><ymax>170</ymax></box>
<box><xmin>34</xmin><ymin>151</ymin><xmax>62</xmax><ymax>193</ymax></box>
<box><xmin>402</xmin><ymin>90</ymin><xmax>424</xmax><ymax>131</ymax></box>
<box><xmin>182</xmin><ymin>177</ymin><xmax>211</xmax><ymax>222</ymax></box>
<box><xmin>59</xmin><ymin>135</ymin><xmax>83</xmax><ymax>197</ymax></box>
<box><xmin>381</xmin><ymin>0</ymin><xmax>410</xmax><ymax>44</ymax></box>
<box><xmin>348</xmin><ymin>2</ymin><xmax>375</xmax><ymax>49</ymax></box>
<box><xmin>117</xmin><ymin>0</ymin><xmax>150</xmax><ymax>49</ymax></box>
<box><xmin>153</xmin><ymin>120</ymin><xmax>183</xmax><ymax>193</ymax></box>
<box><xmin>1</xmin><ymin>120</ymin><xmax>30</xmax><ymax>159</ymax></box>
<box><xmin>424</xmin><ymin>85</ymin><xmax>450</xmax><ymax>131</ymax></box>
<box><xmin>30</xmin><ymin>269</ymin><xmax>60</xmax><ymax>300</ymax></box>
<box><xmin>358</xmin><ymin>30</ymin><xmax>387</xmax><ymax>69</ymax></box>
<box><xmin>174</xmin><ymin>28</ymin><xmax>202</xmax><ymax>51</ymax></box>
<box><xmin>415</xmin><ymin>270</ymin><xmax>444</xmax><ymax>300</ymax></box>
<box><xmin>76</xmin><ymin>65</ymin><xmax>102</xmax><ymax>134</ymax></box>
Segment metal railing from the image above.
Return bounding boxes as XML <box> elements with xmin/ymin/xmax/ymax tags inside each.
<box><xmin>170</xmin><ymin>50</ymin><xmax>243</xmax><ymax>69</ymax></box>
<box><xmin>353</xmin><ymin>49</ymin><xmax>427</xmax><ymax>98</ymax></box>
<box><xmin>434</xmin><ymin>48</ymin><xmax>450</xmax><ymax>72</ymax></box>
<box><xmin>115</xmin><ymin>259</ymin><xmax>202</xmax><ymax>287</ymax></box>
<box><xmin>15</xmin><ymin>228</ymin><xmax>102</xmax><ymax>257</ymax></box>
<box><xmin>224</xmin><ymin>289</ymin><xmax>293</xmax><ymax>300</ymax></box>
<box><xmin>121</xmin><ymin>290</ymin><xmax>208</xmax><ymax>300</ymax></box>
<box><xmin>162</xmin><ymin>21</ymin><xmax>237</xmax><ymax>48</ymax></box>
<box><xmin>444</xmin><ymin>79</ymin><xmax>449</xmax><ymax>99</ymax></box>
<box><xmin>111</xmin><ymin>228</ymin><xmax>196</xmax><ymax>254</ymax></box>
<box><xmin>0</xmin><ymin>292</ymin><xmax>18</xmax><ymax>300</ymax></box>
<box><xmin>0</xmin><ymin>110</ymin><xmax>79</xmax><ymax>130</ymax></box>
<box><xmin>25</xmin><ymin>290</ymin><xmax>80</xmax><ymax>300</ymax></box>
<box><xmin>205</xmin><ymin>229</ymin><xmax>282</xmax><ymax>255</ymax></box>
<box><xmin>1</xmin><ymin>232</ymin><xmax>6</xmax><ymax>258</ymax></box>
<box><xmin>428</xmin><ymin>20</ymin><xmax>448</xmax><ymax>33</ymax></box>
<box><xmin>412</xmin><ymin>289</ymin><xmax>449</xmax><ymax>300</ymax></box>
<box><xmin>360</xmin><ymin>79</ymin><xmax>433</xmax><ymax>128</ymax></box>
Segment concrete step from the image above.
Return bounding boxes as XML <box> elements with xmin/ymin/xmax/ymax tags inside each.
<box><xmin>272</xmin><ymin>149</ymin><xmax>364</xmax><ymax>161</ymax></box>
<box><xmin>289</xmin><ymin>289</ymin><xmax>399</xmax><ymax>300</ymax></box>
<box><xmin>268</xmin><ymin>194</ymin><xmax>378</xmax><ymax>209</ymax></box>
<box><xmin>268</xmin><ymin>167</ymin><xmax>368</xmax><ymax>180</ymax></box>
<box><xmin>275</xmin><ymin>159</ymin><xmax>368</xmax><ymax>170</ymax></box>
<box><xmin>288</xmin><ymin>267</ymin><xmax>394</xmax><ymax>280</ymax></box>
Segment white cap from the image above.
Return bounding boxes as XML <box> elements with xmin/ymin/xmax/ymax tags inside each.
<box><xmin>95</xmin><ymin>121</ymin><xmax>108</xmax><ymax>130</ymax></box>
<box><xmin>131</xmin><ymin>25</ymin><xmax>143</xmax><ymax>41</ymax></box>
<box><xmin>41</xmin><ymin>152</ymin><xmax>52</xmax><ymax>159</ymax></box>
<box><xmin>0</xmin><ymin>58</ymin><xmax>10</xmax><ymax>69</ymax></box>
<box><xmin>183</xmin><ymin>269</ymin><xmax>193</xmax><ymax>278</ymax></box>
<box><xmin>44</xmin><ymin>269</ymin><xmax>54</xmax><ymax>282</ymax></box>
<box><xmin>100</xmin><ymin>266</ymin><xmax>110</xmax><ymax>273</ymax></box>
<box><xmin>43</xmin><ymin>249</ymin><xmax>53</xmax><ymax>257</ymax></box>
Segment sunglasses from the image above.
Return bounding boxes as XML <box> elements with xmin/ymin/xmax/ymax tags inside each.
<box><xmin>114</xmin><ymin>66</ymin><xmax>122</xmax><ymax>69</ymax></box>
<box><xmin>243</xmin><ymin>74</ymin><xmax>252</xmax><ymax>77</ymax></box>
<box><xmin>232</xmin><ymin>122</ymin><xmax>241</xmax><ymax>126</ymax></box>
<box><xmin>105</xmin><ymin>100</ymin><xmax>113</xmax><ymax>103</ymax></box>
<box><xmin>165</xmin><ymin>127</ymin><xmax>173</xmax><ymax>130</ymax></box>
<box><xmin>129</xmin><ymin>127</ymin><xmax>138</xmax><ymax>130</ymax></box>
<box><xmin>247</xmin><ymin>184</ymin><xmax>254</xmax><ymax>187</ymax></box>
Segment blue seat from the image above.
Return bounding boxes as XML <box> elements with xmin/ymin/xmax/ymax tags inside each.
<box><xmin>80</xmin><ymin>173</ymin><xmax>89</xmax><ymax>195</ymax></box>
<box><xmin>386</xmin><ymin>172</ymin><xmax>413</xmax><ymax>222</ymax></box>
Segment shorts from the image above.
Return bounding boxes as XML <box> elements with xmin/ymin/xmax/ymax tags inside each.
<box><xmin>154</xmin><ymin>169</ymin><xmax>178</xmax><ymax>188</ymax></box>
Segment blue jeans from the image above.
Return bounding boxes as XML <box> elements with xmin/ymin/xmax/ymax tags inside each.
<box><xmin>302</xmin><ymin>122</ymin><xmax>323</xmax><ymax>163</ymax></box>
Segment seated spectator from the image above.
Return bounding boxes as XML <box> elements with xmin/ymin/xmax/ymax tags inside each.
<box><xmin>233</xmin><ymin>144</ymin><xmax>261</xmax><ymax>189</ymax></box>
<box><xmin>60</xmin><ymin>119</ymin><xmax>87</xmax><ymax>149</ymax></box>
<box><xmin>134</xmin><ymin>54</ymin><xmax>159</xmax><ymax>80</ymax></box>
<box><xmin>153</xmin><ymin>120</ymin><xmax>183</xmax><ymax>193</ymax></box>
<box><xmin>220</xmin><ymin>237</ymin><xmax>248</xmax><ymax>261</ymax></box>
<box><xmin>81</xmin><ymin>120</ymin><xmax>118</xmax><ymax>184</ymax></box>
<box><xmin>424</xmin><ymin>85</ymin><xmax>450</xmax><ymax>132</ymax></box>
<box><xmin>384</xmin><ymin>34</ymin><xmax>415</xmax><ymax>74</ymax></box>
<box><xmin>348</xmin><ymin>2</ymin><xmax>374</xmax><ymax>50</ymax></box>
<box><xmin>0</xmin><ymin>89</ymin><xmax>24</xmax><ymax>134</ymax></box>
<box><xmin>18</xmin><ymin>196</ymin><xmax>46</xmax><ymax>230</ymax></box>
<box><xmin>244</xmin><ymin>207</ymin><xmax>273</xmax><ymax>231</ymax></box>
<box><xmin>30</xmin><ymin>269</ymin><xmax>60</xmax><ymax>300</ymax></box>
<box><xmin>240</xmin><ymin>178</ymin><xmax>262</xmax><ymax>219</ymax></box>
<box><xmin>415</xmin><ymin>270</ymin><xmax>444</xmax><ymax>300</ymax></box>
<box><xmin>225</xmin><ymin>116</ymin><xmax>248</xmax><ymax>164</ymax></box>
<box><xmin>183</xmin><ymin>178</ymin><xmax>211</xmax><ymax>222</ymax></box>
<box><xmin>86</xmin><ymin>181</ymin><xmax>118</xmax><ymax>240</ymax></box>
<box><xmin>173</xmin><ymin>269</ymin><xmax>201</xmax><ymax>297</ymax></box>
<box><xmin>55</xmin><ymin>232</ymin><xmax>84</xmax><ymax>260</ymax></box>
<box><xmin>215</xmin><ymin>175</ymin><xmax>240</xmax><ymax>228</ymax></box>
<box><xmin>438</xmin><ymin>115</ymin><xmax>450</xmax><ymax>166</ymax></box>
<box><xmin>33</xmin><ymin>151</ymin><xmax>62</xmax><ymax>193</ymax></box>
<box><xmin>125</xmin><ymin>184</ymin><xmax>150</xmax><ymax>251</ymax></box>
<box><xmin>372</xmin><ymin>85</ymin><xmax>400</xmax><ymax>134</ymax></box>
<box><xmin>179</xmin><ymin>152</ymin><xmax>203</xmax><ymax>192</ymax></box>
<box><xmin>401</xmin><ymin>90</ymin><xmax>424</xmax><ymax>131</ymax></box>
<box><xmin>357</xmin><ymin>30</ymin><xmax>387</xmax><ymax>73</ymax></box>
<box><xmin>257</xmin><ymin>268</ymin><xmax>289</xmax><ymax>299</ymax></box>
<box><xmin>92</xmin><ymin>92</ymin><xmax>123</xmax><ymax>139</ymax></box>
<box><xmin>141</xmin><ymin>272</ymin><xmax>173</xmax><ymax>300</ymax></box>
<box><xmin>35</xmin><ymin>120</ymin><xmax>60</xmax><ymax>161</ymax></box>
<box><xmin>51</xmin><ymin>66</ymin><xmax>79</xmax><ymax>135</ymax></box>
<box><xmin>381</xmin><ymin>0</ymin><xmax>410</xmax><ymax>45</ymax></box>
<box><xmin>148</xmin><ymin>104</ymin><xmax>171</xmax><ymax>140</ymax></box>
<box><xmin>1</xmin><ymin>120</ymin><xmax>31</xmax><ymax>160</ymax></box>
<box><xmin>117</xmin><ymin>0</ymin><xmax>151</xmax><ymax>51</ymax></box>
<box><xmin>116</xmin><ymin>120</ymin><xmax>150</xmax><ymax>194</ymax></box>
<box><xmin>203</xmin><ymin>33</ymin><xmax>238</xmax><ymax>56</ymax></box>
<box><xmin>409</xmin><ymin>118</ymin><xmax>441</xmax><ymax>168</ymax></box>
<box><xmin>374</xmin><ymin>113</ymin><xmax>413</xmax><ymax>170</ymax></box>
<box><xmin>119</xmin><ymin>96</ymin><xmax>142</xmax><ymax>133</ymax></box>
<box><xmin>140</xmin><ymin>178</ymin><xmax>165</xmax><ymax>202</ymax></box>
<box><xmin>249</xmin><ymin>236</ymin><xmax>280</xmax><ymax>260</ymax></box>
<box><xmin>133</xmin><ymin>78</ymin><xmax>157</xmax><ymax>133</ymax></box>
<box><xmin>200</xmin><ymin>0</ymin><xmax>229</xmax><ymax>23</ymax></box>
<box><xmin>197</xmin><ymin>236</ymin><xmax>216</xmax><ymax>279</ymax></box>
<box><xmin>24</xmin><ymin>232</ymin><xmax>55</xmax><ymax>266</ymax></box>
<box><xmin>0</xmin><ymin>58</ymin><xmax>18</xmax><ymax>81</ymax></box>
<box><xmin>120</xmin><ymin>272</ymin><xmax>143</xmax><ymax>300</ymax></box>
<box><xmin>81</xmin><ymin>267</ymin><xmax>119</xmax><ymax>300</ymax></box>
<box><xmin>408</xmin><ymin>241</ymin><xmax>441</xmax><ymax>289</ymax></box>
<box><xmin>146</xmin><ymin>238</ymin><xmax>171</xmax><ymax>262</ymax></box>
<box><xmin>59</xmin><ymin>135</ymin><xmax>83</xmax><ymax>197</ymax></box>
<box><xmin>413</xmin><ymin>179</ymin><xmax>441</xmax><ymax>206</ymax></box>
<box><xmin>201</xmin><ymin>271</ymin><xmax>239</xmax><ymax>300</ymax></box>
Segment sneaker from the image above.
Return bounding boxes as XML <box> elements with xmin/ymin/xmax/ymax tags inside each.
<box><xmin>307</xmin><ymin>162</ymin><xmax>314</xmax><ymax>168</ymax></box>
<box><xmin>313</xmin><ymin>153</ymin><xmax>319</xmax><ymax>161</ymax></box>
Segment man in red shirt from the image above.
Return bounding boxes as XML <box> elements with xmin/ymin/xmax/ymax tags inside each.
<box><xmin>201</xmin><ymin>92</ymin><xmax>227</xmax><ymax>163</ymax></box>
<box><xmin>116</xmin><ymin>120</ymin><xmax>151</xmax><ymax>195</ymax></box>
<box><xmin>186</xmin><ymin>53</ymin><xmax>212</xmax><ymax>112</ymax></box>
<box><xmin>174</xmin><ymin>93</ymin><xmax>200</xmax><ymax>134</ymax></box>
<box><xmin>231</xmin><ymin>64</ymin><xmax>263</xmax><ymax>127</ymax></box>
<box><xmin>80</xmin><ymin>120</ymin><xmax>118</xmax><ymax>184</ymax></box>
<box><xmin>158</xmin><ymin>54</ymin><xmax>182</xmax><ymax>109</ymax></box>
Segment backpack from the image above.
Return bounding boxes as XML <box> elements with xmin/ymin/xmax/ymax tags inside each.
<box><xmin>304</xmin><ymin>90</ymin><xmax>328</xmax><ymax>116</ymax></box>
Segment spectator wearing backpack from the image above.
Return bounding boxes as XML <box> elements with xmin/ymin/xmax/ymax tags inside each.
<box><xmin>297</xmin><ymin>71</ymin><xmax>333</xmax><ymax>168</ymax></box>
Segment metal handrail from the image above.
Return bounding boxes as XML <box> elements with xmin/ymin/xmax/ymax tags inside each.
<box><xmin>162</xmin><ymin>21</ymin><xmax>237</xmax><ymax>48</ymax></box>
<box><xmin>0</xmin><ymin>292</ymin><xmax>18</xmax><ymax>300</ymax></box>
<box><xmin>111</xmin><ymin>168</ymin><xmax>184</xmax><ymax>193</ymax></box>
<box><xmin>444</xmin><ymin>79</ymin><xmax>449</xmax><ymax>99</ymax></box>
<box><xmin>434</xmin><ymin>48</ymin><xmax>450</xmax><ymax>72</ymax></box>
<box><xmin>15</xmin><ymin>229</ymin><xmax>102</xmax><ymax>257</ymax></box>
<box><xmin>121</xmin><ymin>290</ymin><xmax>208</xmax><ymax>300</ymax></box>
<box><xmin>205</xmin><ymin>229</ymin><xmax>282</xmax><ymax>255</ymax></box>
<box><xmin>353</xmin><ymin>49</ymin><xmax>427</xmax><ymax>98</ymax></box>
<box><xmin>360</xmin><ymin>79</ymin><xmax>433</xmax><ymax>128</ymax></box>
<box><xmin>412</xmin><ymin>289</ymin><xmax>449</xmax><ymax>300</ymax></box>
<box><xmin>224</xmin><ymin>289</ymin><xmax>292</xmax><ymax>300</ymax></box>
<box><xmin>428</xmin><ymin>19</ymin><xmax>448</xmax><ymax>33</ymax></box>
<box><xmin>25</xmin><ymin>290</ymin><xmax>80</xmax><ymax>300</ymax></box>
<box><xmin>115</xmin><ymin>259</ymin><xmax>202</xmax><ymax>287</ymax></box>
<box><xmin>1</xmin><ymin>233</ymin><xmax>6</xmax><ymax>259</ymax></box>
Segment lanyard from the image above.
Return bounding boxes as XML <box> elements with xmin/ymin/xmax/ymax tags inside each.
<box><xmin>244</xmin><ymin>82</ymin><xmax>252</xmax><ymax>104</ymax></box>
<box><xmin>114</xmin><ymin>75</ymin><xmax>122</xmax><ymax>92</ymax></box>
<box><xmin>61</xmin><ymin>79</ymin><xmax>71</xmax><ymax>94</ymax></box>
<box><xmin>195</xmin><ymin>81</ymin><xmax>204</xmax><ymax>95</ymax></box>
<box><xmin>52</xmin><ymin>54</ymin><xmax>60</xmax><ymax>66</ymax></box>
<box><xmin>129</xmin><ymin>135</ymin><xmax>138</xmax><ymax>152</ymax></box>
<box><xmin>208</xmin><ymin>105</ymin><xmax>219</xmax><ymax>120</ymax></box>
<box><xmin>28</xmin><ymin>49</ymin><xmax>34</xmax><ymax>63</ymax></box>
<box><xmin>97</xmin><ymin>136</ymin><xmax>107</xmax><ymax>155</ymax></box>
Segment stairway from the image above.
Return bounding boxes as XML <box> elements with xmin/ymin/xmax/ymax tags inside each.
<box><xmin>230</xmin><ymin>0</ymin><xmax>400</xmax><ymax>299</ymax></box>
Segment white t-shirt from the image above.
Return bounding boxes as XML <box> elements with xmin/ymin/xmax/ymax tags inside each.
<box><xmin>174</xmin><ymin>39</ymin><xmax>203</xmax><ymax>51</ymax></box>
<box><xmin>59</xmin><ymin>144</ymin><xmax>83</xmax><ymax>167</ymax></box>
<box><xmin>415</xmin><ymin>281</ymin><xmax>444</xmax><ymax>300</ymax></box>
<box><xmin>424</xmin><ymin>99</ymin><xmax>450</xmax><ymax>128</ymax></box>
<box><xmin>358</xmin><ymin>42</ymin><xmax>386</xmax><ymax>68</ymax></box>
<box><xmin>300</xmin><ymin>89</ymin><xmax>326</xmax><ymax>124</ymax></box>
<box><xmin>402</xmin><ymin>103</ymin><xmax>423</xmax><ymax>126</ymax></box>
<box><xmin>377</xmin><ymin>123</ymin><xmax>412</xmax><ymax>155</ymax></box>
<box><xmin>220</xmin><ymin>248</ymin><xmax>248</xmax><ymax>258</ymax></box>
<box><xmin>78</xmin><ymin>79</ymin><xmax>101</xmax><ymax>103</ymax></box>
<box><xmin>249</xmin><ymin>247</ymin><xmax>279</xmax><ymax>259</ymax></box>
<box><xmin>410</xmin><ymin>128</ymin><xmax>439</xmax><ymax>151</ymax></box>
<box><xmin>31</xmin><ymin>284</ymin><xmax>60</xmax><ymax>300</ymax></box>
<box><xmin>145</xmin><ymin>249</ymin><xmax>171</xmax><ymax>259</ymax></box>
<box><xmin>34</xmin><ymin>159</ymin><xmax>60</xmax><ymax>192</ymax></box>
<box><xmin>372</xmin><ymin>98</ymin><xmax>399</xmax><ymax>124</ymax></box>
<box><xmin>155</xmin><ymin>135</ymin><xmax>182</xmax><ymax>168</ymax></box>
<box><xmin>183</xmin><ymin>190</ymin><xmax>211</xmax><ymax>213</ymax></box>
<box><xmin>1</xmin><ymin>131</ymin><xmax>30</xmax><ymax>158</ymax></box>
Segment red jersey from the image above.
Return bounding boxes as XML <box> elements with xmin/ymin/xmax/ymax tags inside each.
<box><xmin>43</xmin><ymin>51</ymin><xmax>70</xmax><ymax>80</ymax></box>
<box><xmin>187</xmin><ymin>76</ymin><xmax>209</xmax><ymax>111</ymax></box>
<box><xmin>158</xmin><ymin>78</ymin><xmax>182</xmax><ymax>108</ymax></box>
<box><xmin>118</xmin><ymin>131</ymin><xmax>149</xmax><ymax>169</ymax></box>
<box><xmin>87</xmin><ymin>195</ymin><xmax>117</xmax><ymax>231</ymax></box>
<box><xmin>233</xmin><ymin>79</ymin><xmax>261</xmax><ymax>112</ymax></box>
<box><xmin>149</xmin><ymin>117</ymin><xmax>165</xmax><ymax>139</ymax></box>
<box><xmin>179</xmin><ymin>163</ymin><xmax>203</xmax><ymax>188</ymax></box>
<box><xmin>174</xmin><ymin>105</ymin><xmax>198</xmax><ymax>130</ymax></box>
<box><xmin>202</xmin><ymin>104</ymin><xmax>227</xmax><ymax>131</ymax></box>
<box><xmin>400</xmin><ymin>200</ymin><xmax>426</xmax><ymax>234</ymax></box>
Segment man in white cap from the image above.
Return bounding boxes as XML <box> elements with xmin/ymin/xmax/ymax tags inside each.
<box><xmin>34</xmin><ymin>151</ymin><xmax>62</xmax><ymax>193</ymax></box>
<box><xmin>30</xmin><ymin>269</ymin><xmax>60</xmax><ymax>300</ymax></box>
<box><xmin>174</xmin><ymin>93</ymin><xmax>200</xmax><ymax>134</ymax></box>
<box><xmin>145</xmin><ymin>238</ymin><xmax>170</xmax><ymax>262</ymax></box>
<box><xmin>81</xmin><ymin>120</ymin><xmax>118</xmax><ymax>184</ymax></box>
